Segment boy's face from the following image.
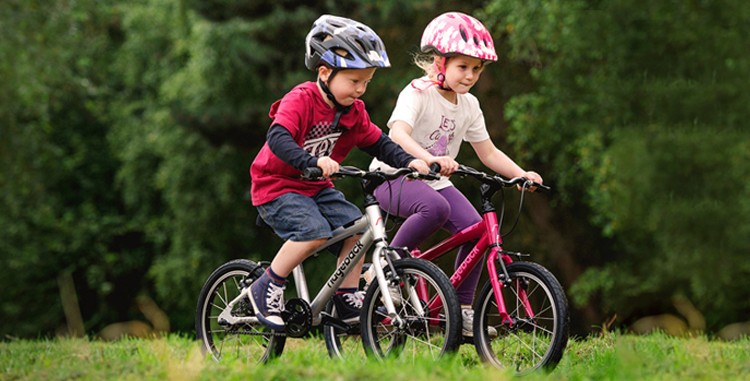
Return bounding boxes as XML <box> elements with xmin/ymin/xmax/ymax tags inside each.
<box><xmin>319</xmin><ymin>67</ymin><xmax>376</xmax><ymax>107</ymax></box>
<box><xmin>440</xmin><ymin>55</ymin><xmax>484</xmax><ymax>94</ymax></box>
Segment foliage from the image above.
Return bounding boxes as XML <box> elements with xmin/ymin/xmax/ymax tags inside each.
<box><xmin>0</xmin><ymin>0</ymin><xmax>142</xmax><ymax>337</ymax></box>
<box><xmin>482</xmin><ymin>0</ymin><xmax>750</xmax><ymax>329</ymax></box>
<box><xmin>1</xmin><ymin>0</ymin><xmax>487</xmax><ymax>336</ymax></box>
<box><xmin>2</xmin><ymin>0</ymin><xmax>749</xmax><ymax>339</ymax></box>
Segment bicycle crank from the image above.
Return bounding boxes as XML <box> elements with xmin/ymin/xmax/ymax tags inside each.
<box><xmin>281</xmin><ymin>298</ymin><xmax>312</xmax><ymax>338</ymax></box>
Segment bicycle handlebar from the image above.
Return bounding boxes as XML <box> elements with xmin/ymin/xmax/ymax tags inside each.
<box><xmin>302</xmin><ymin>166</ymin><xmax>440</xmax><ymax>182</ymax></box>
<box><xmin>454</xmin><ymin>165</ymin><xmax>551</xmax><ymax>192</ymax></box>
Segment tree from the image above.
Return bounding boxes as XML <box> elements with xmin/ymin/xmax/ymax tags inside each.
<box><xmin>0</xmin><ymin>0</ymin><xmax>148</xmax><ymax>337</ymax></box>
<box><xmin>481</xmin><ymin>0</ymin><xmax>750</xmax><ymax>330</ymax></box>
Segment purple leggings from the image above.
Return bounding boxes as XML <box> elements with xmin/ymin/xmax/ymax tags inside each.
<box><xmin>374</xmin><ymin>179</ymin><xmax>482</xmax><ymax>305</ymax></box>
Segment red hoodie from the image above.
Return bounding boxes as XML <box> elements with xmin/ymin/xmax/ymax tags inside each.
<box><xmin>250</xmin><ymin>81</ymin><xmax>382</xmax><ymax>206</ymax></box>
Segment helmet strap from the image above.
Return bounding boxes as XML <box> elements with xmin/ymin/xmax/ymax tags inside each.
<box><xmin>433</xmin><ymin>57</ymin><xmax>453</xmax><ymax>92</ymax></box>
<box><xmin>318</xmin><ymin>70</ymin><xmax>352</xmax><ymax>113</ymax></box>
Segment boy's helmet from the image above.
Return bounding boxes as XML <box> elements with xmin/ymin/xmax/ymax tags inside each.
<box><xmin>305</xmin><ymin>15</ymin><xmax>391</xmax><ymax>71</ymax></box>
<box><xmin>420</xmin><ymin>12</ymin><xmax>497</xmax><ymax>62</ymax></box>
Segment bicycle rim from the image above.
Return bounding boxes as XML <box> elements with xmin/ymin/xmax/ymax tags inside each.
<box><xmin>475</xmin><ymin>261</ymin><xmax>569</xmax><ymax>373</ymax></box>
<box><xmin>196</xmin><ymin>260</ymin><xmax>285</xmax><ymax>362</ymax></box>
<box><xmin>361</xmin><ymin>258</ymin><xmax>461</xmax><ymax>360</ymax></box>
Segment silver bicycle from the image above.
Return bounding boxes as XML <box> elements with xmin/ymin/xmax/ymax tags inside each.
<box><xmin>195</xmin><ymin>166</ymin><xmax>462</xmax><ymax>362</ymax></box>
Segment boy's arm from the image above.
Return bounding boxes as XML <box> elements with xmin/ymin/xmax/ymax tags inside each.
<box><xmin>267</xmin><ymin>125</ymin><xmax>318</xmax><ymax>171</ymax></box>
<box><xmin>361</xmin><ymin>133</ymin><xmax>416</xmax><ymax>168</ymax></box>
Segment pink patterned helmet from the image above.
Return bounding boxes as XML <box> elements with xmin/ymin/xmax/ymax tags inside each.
<box><xmin>420</xmin><ymin>12</ymin><xmax>497</xmax><ymax>62</ymax></box>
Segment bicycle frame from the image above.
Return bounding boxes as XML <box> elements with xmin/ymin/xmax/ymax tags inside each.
<box><xmin>217</xmin><ymin>169</ymin><xmax>421</xmax><ymax>329</ymax></box>
<box><xmin>411</xmin><ymin>170</ymin><xmax>539</xmax><ymax>326</ymax></box>
<box><xmin>415</xmin><ymin>213</ymin><xmax>533</xmax><ymax>326</ymax></box>
<box><xmin>295</xmin><ymin>200</ymin><xmax>412</xmax><ymax>327</ymax></box>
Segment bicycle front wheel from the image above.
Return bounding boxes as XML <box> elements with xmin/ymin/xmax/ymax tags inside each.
<box><xmin>474</xmin><ymin>261</ymin><xmax>569</xmax><ymax>373</ymax></box>
<box><xmin>196</xmin><ymin>259</ymin><xmax>285</xmax><ymax>362</ymax></box>
<box><xmin>360</xmin><ymin>258</ymin><xmax>461</xmax><ymax>360</ymax></box>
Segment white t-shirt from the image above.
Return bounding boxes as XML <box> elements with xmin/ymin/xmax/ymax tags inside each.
<box><xmin>370</xmin><ymin>78</ymin><xmax>490</xmax><ymax>189</ymax></box>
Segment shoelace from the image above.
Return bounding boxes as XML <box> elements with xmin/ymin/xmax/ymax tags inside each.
<box><xmin>265</xmin><ymin>282</ymin><xmax>286</xmax><ymax>313</ymax></box>
<box><xmin>342</xmin><ymin>291</ymin><xmax>365</xmax><ymax>309</ymax></box>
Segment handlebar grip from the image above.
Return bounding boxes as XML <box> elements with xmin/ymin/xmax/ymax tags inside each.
<box><xmin>302</xmin><ymin>167</ymin><xmax>323</xmax><ymax>179</ymax></box>
<box><xmin>429</xmin><ymin>162</ymin><xmax>441</xmax><ymax>174</ymax></box>
<box><xmin>421</xmin><ymin>172</ymin><xmax>440</xmax><ymax>181</ymax></box>
<box><xmin>521</xmin><ymin>179</ymin><xmax>551</xmax><ymax>192</ymax></box>
<box><xmin>535</xmin><ymin>183</ymin><xmax>552</xmax><ymax>192</ymax></box>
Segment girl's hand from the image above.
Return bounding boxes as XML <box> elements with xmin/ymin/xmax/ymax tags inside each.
<box><xmin>316</xmin><ymin>156</ymin><xmax>339</xmax><ymax>178</ymax></box>
<box><xmin>408</xmin><ymin>159</ymin><xmax>431</xmax><ymax>175</ymax></box>
<box><xmin>430</xmin><ymin>156</ymin><xmax>459</xmax><ymax>176</ymax></box>
<box><xmin>521</xmin><ymin>170</ymin><xmax>543</xmax><ymax>192</ymax></box>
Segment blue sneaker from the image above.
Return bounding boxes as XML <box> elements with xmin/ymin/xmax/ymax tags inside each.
<box><xmin>333</xmin><ymin>291</ymin><xmax>365</xmax><ymax>324</ymax></box>
<box><xmin>248</xmin><ymin>272</ymin><xmax>286</xmax><ymax>330</ymax></box>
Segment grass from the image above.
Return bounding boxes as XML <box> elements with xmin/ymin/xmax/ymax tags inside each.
<box><xmin>1</xmin><ymin>332</ymin><xmax>749</xmax><ymax>380</ymax></box>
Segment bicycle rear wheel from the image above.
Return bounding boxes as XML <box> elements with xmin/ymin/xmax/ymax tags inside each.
<box><xmin>474</xmin><ymin>261</ymin><xmax>569</xmax><ymax>373</ymax></box>
<box><xmin>196</xmin><ymin>259</ymin><xmax>285</xmax><ymax>362</ymax></box>
<box><xmin>360</xmin><ymin>258</ymin><xmax>461</xmax><ymax>360</ymax></box>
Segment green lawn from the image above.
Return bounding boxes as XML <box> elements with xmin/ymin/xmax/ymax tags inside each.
<box><xmin>1</xmin><ymin>333</ymin><xmax>748</xmax><ymax>380</ymax></box>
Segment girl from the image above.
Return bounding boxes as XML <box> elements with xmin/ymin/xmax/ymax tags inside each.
<box><xmin>369</xmin><ymin>12</ymin><xmax>543</xmax><ymax>337</ymax></box>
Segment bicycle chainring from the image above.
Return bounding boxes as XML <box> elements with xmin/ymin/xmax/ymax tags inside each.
<box><xmin>282</xmin><ymin>298</ymin><xmax>312</xmax><ymax>338</ymax></box>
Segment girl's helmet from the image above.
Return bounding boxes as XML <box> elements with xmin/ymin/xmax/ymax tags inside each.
<box><xmin>305</xmin><ymin>15</ymin><xmax>391</xmax><ymax>71</ymax></box>
<box><xmin>420</xmin><ymin>12</ymin><xmax>497</xmax><ymax>62</ymax></box>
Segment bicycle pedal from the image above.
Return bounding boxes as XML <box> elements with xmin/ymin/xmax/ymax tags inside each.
<box><xmin>321</xmin><ymin>313</ymin><xmax>357</xmax><ymax>333</ymax></box>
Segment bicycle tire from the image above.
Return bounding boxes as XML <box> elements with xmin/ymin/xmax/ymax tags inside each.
<box><xmin>323</xmin><ymin>299</ymin><xmax>366</xmax><ymax>360</ymax></box>
<box><xmin>196</xmin><ymin>259</ymin><xmax>285</xmax><ymax>362</ymax></box>
<box><xmin>360</xmin><ymin>258</ymin><xmax>461</xmax><ymax>359</ymax></box>
<box><xmin>473</xmin><ymin>261</ymin><xmax>569</xmax><ymax>373</ymax></box>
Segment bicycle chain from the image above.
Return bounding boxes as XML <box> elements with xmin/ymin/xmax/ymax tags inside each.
<box><xmin>227</xmin><ymin>329</ymin><xmax>359</xmax><ymax>337</ymax></box>
<box><xmin>228</xmin><ymin>329</ymin><xmax>288</xmax><ymax>337</ymax></box>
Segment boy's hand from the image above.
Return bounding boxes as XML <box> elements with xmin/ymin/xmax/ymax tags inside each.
<box><xmin>317</xmin><ymin>156</ymin><xmax>340</xmax><ymax>178</ymax></box>
<box><xmin>407</xmin><ymin>159</ymin><xmax>431</xmax><ymax>175</ymax></box>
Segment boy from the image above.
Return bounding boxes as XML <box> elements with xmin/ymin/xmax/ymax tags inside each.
<box><xmin>249</xmin><ymin>15</ymin><xmax>430</xmax><ymax>330</ymax></box>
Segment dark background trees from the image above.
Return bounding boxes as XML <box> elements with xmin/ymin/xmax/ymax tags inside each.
<box><xmin>2</xmin><ymin>0</ymin><xmax>748</xmax><ymax>338</ymax></box>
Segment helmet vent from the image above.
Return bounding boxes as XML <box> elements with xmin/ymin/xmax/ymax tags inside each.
<box><xmin>459</xmin><ymin>26</ymin><xmax>468</xmax><ymax>42</ymax></box>
<box><xmin>353</xmin><ymin>40</ymin><xmax>367</xmax><ymax>57</ymax></box>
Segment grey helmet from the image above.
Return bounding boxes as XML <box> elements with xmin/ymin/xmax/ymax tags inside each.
<box><xmin>305</xmin><ymin>15</ymin><xmax>391</xmax><ymax>71</ymax></box>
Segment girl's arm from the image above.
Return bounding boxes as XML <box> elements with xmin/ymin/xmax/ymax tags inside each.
<box><xmin>361</xmin><ymin>132</ymin><xmax>430</xmax><ymax>174</ymax></box>
<box><xmin>470</xmin><ymin>138</ymin><xmax>543</xmax><ymax>183</ymax></box>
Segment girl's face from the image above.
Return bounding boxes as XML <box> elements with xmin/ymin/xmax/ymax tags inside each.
<box><xmin>440</xmin><ymin>55</ymin><xmax>485</xmax><ymax>94</ymax></box>
<box><xmin>319</xmin><ymin>67</ymin><xmax>376</xmax><ymax>107</ymax></box>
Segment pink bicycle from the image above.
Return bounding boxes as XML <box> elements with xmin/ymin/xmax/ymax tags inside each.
<box><xmin>403</xmin><ymin>165</ymin><xmax>569</xmax><ymax>373</ymax></box>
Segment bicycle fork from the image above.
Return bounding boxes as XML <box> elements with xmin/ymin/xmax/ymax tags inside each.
<box><xmin>364</xmin><ymin>204</ymin><xmax>424</xmax><ymax>328</ymax></box>
<box><xmin>487</xmin><ymin>248</ymin><xmax>535</xmax><ymax>326</ymax></box>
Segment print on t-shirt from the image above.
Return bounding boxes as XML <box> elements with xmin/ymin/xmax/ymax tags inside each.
<box><xmin>304</xmin><ymin>120</ymin><xmax>342</xmax><ymax>157</ymax></box>
<box><xmin>426</xmin><ymin>115</ymin><xmax>456</xmax><ymax>156</ymax></box>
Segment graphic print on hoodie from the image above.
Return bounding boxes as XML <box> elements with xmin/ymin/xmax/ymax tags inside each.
<box><xmin>304</xmin><ymin>120</ymin><xmax>342</xmax><ymax>158</ymax></box>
